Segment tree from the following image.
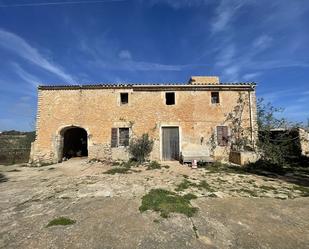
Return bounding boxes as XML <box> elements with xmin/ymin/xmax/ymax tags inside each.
<box><xmin>256</xmin><ymin>98</ymin><xmax>300</xmax><ymax>166</ymax></box>
<box><xmin>128</xmin><ymin>133</ymin><xmax>154</xmax><ymax>163</ymax></box>
<box><xmin>225</xmin><ymin>92</ymin><xmax>251</xmax><ymax>151</ymax></box>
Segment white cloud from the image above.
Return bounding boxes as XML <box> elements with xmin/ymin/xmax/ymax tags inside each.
<box><xmin>0</xmin><ymin>28</ymin><xmax>75</xmax><ymax>83</ymax></box>
<box><xmin>11</xmin><ymin>63</ymin><xmax>41</xmax><ymax>88</ymax></box>
<box><xmin>249</xmin><ymin>60</ymin><xmax>309</xmax><ymax>70</ymax></box>
<box><xmin>222</xmin><ymin>65</ymin><xmax>239</xmax><ymax>81</ymax></box>
<box><xmin>283</xmin><ymin>104</ymin><xmax>309</xmax><ymax>120</ymax></box>
<box><xmin>253</xmin><ymin>35</ymin><xmax>273</xmax><ymax>50</ymax></box>
<box><xmin>95</xmin><ymin>59</ymin><xmax>187</xmax><ymax>71</ymax></box>
<box><xmin>9</xmin><ymin>96</ymin><xmax>34</xmax><ymax>118</ymax></box>
<box><xmin>78</xmin><ymin>36</ymin><xmax>208</xmax><ymax>72</ymax></box>
<box><xmin>118</xmin><ymin>50</ymin><xmax>132</xmax><ymax>60</ymax></box>
<box><xmin>215</xmin><ymin>44</ymin><xmax>235</xmax><ymax>67</ymax></box>
<box><xmin>211</xmin><ymin>0</ymin><xmax>246</xmax><ymax>33</ymax></box>
<box><xmin>242</xmin><ymin>72</ymin><xmax>260</xmax><ymax>81</ymax></box>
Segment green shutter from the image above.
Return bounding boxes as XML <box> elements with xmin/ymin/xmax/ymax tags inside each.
<box><xmin>111</xmin><ymin>128</ymin><xmax>118</xmax><ymax>147</ymax></box>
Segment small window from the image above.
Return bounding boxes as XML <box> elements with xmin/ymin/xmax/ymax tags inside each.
<box><xmin>211</xmin><ymin>92</ymin><xmax>220</xmax><ymax>104</ymax></box>
<box><xmin>217</xmin><ymin>126</ymin><xmax>229</xmax><ymax>146</ymax></box>
<box><xmin>165</xmin><ymin>92</ymin><xmax>175</xmax><ymax>105</ymax></box>
<box><xmin>119</xmin><ymin>128</ymin><xmax>129</xmax><ymax>146</ymax></box>
<box><xmin>111</xmin><ymin>128</ymin><xmax>129</xmax><ymax>147</ymax></box>
<box><xmin>120</xmin><ymin>93</ymin><xmax>128</xmax><ymax>105</ymax></box>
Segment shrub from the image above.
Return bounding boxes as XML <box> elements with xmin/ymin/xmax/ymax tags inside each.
<box><xmin>129</xmin><ymin>134</ymin><xmax>154</xmax><ymax>163</ymax></box>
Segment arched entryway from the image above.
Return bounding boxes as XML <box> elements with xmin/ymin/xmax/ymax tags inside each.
<box><xmin>61</xmin><ymin>127</ymin><xmax>88</xmax><ymax>159</ymax></box>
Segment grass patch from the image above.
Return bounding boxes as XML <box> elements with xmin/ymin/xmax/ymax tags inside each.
<box><xmin>104</xmin><ymin>167</ymin><xmax>131</xmax><ymax>175</ymax></box>
<box><xmin>0</xmin><ymin>173</ymin><xmax>8</xmax><ymax>183</ymax></box>
<box><xmin>119</xmin><ymin>160</ymin><xmax>139</xmax><ymax>168</ymax></box>
<box><xmin>112</xmin><ymin>161</ymin><xmax>121</xmax><ymax>166</ymax></box>
<box><xmin>40</xmin><ymin>162</ymin><xmax>55</xmax><ymax>167</ymax></box>
<box><xmin>7</xmin><ymin>169</ymin><xmax>21</xmax><ymax>172</ymax></box>
<box><xmin>205</xmin><ymin>162</ymin><xmax>247</xmax><ymax>174</ymax></box>
<box><xmin>198</xmin><ymin>180</ymin><xmax>215</xmax><ymax>192</ymax></box>
<box><xmin>293</xmin><ymin>185</ymin><xmax>309</xmax><ymax>197</ymax></box>
<box><xmin>216</xmin><ymin>178</ymin><xmax>228</xmax><ymax>183</ymax></box>
<box><xmin>110</xmin><ymin>160</ymin><xmax>139</xmax><ymax>168</ymax></box>
<box><xmin>183</xmin><ymin>193</ymin><xmax>198</xmax><ymax>200</ymax></box>
<box><xmin>176</xmin><ymin>178</ymin><xmax>214</xmax><ymax>192</ymax></box>
<box><xmin>259</xmin><ymin>185</ymin><xmax>276</xmax><ymax>191</ymax></box>
<box><xmin>175</xmin><ymin>179</ymin><xmax>197</xmax><ymax>191</ymax></box>
<box><xmin>246</xmin><ymin>179</ymin><xmax>255</xmax><ymax>184</ymax></box>
<box><xmin>235</xmin><ymin>188</ymin><xmax>259</xmax><ymax>197</ymax></box>
<box><xmin>139</xmin><ymin>189</ymin><xmax>198</xmax><ymax>218</ymax></box>
<box><xmin>146</xmin><ymin>161</ymin><xmax>162</xmax><ymax>170</ymax></box>
<box><xmin>46</xmin><ymin>217</ymin><xmax>75</xmax><ymax>227</ymax></box>
<box><xmin>104</xmin><ymin>159</ymin><xmax>141</xmax><ymax>174</ymax></box>
<box><xmin>60</xmin><ymin>196</ymin><xmax>71</xmax><ymax>199</ymax></box>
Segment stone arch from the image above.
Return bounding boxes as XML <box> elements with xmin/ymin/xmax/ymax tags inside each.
<box><xmin>57</xmin><ymin>125</ymin><xmax>89</xmax><ymax>162</ymax></box>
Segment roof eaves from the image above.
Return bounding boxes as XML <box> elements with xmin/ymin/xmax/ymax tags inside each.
<box><xmin>38</xmin><ymin>82</ymin><xmax>256</xmax><ymax>90</ymax></box>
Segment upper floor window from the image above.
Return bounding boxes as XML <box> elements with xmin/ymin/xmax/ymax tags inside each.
<box><xmin>165</xmin><ymin>92</ymin><xmax>175</xmax><ymax>105</ymax></box>
<box><xmin>211</xmin><ymin>92</ymin><xmax>220</xmax><ymax>104</ymax></box>
<box><xmin>120</xmin><ymin>93</ymin><xmax>128</xmax><ymax>105</ymax></box>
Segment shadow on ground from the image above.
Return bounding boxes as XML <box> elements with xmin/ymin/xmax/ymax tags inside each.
<box><xmin>0</xmin><ymin>173</ymin><xmax>8</xmax><ymax>183</ymax></box>
<box><xmin>200</xmin><ymin>161</ymin><xmax>309</xmax><ymax>187</ymax></box>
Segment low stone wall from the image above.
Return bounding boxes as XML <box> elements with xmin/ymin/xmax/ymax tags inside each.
<box><xmin>88</xmin><ymin>143</ymin><xmax>112</xmax><ymax>162</ymax></box>
<box><xmin>229</xmin><ymin>151</ymin><xmax>258</xmax><ymax>165</ymax></box>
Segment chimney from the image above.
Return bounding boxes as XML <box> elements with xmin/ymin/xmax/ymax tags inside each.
<box><xmin>188</xmin><ymin>76</ymin><xmax>220</xmax><ymax>85</ymax></box>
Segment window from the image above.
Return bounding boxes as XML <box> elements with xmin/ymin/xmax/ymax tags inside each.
<box><xmin>217</xmin><ymin>126</ymin><xmax>229</xmax><ymax>146</ymax></box>
<box><xmin>165</xmin><ymin>92</ymin><xmax>175</xmax><ymax>105</ymax></box>
<box><xmin>119</xmin><ymin>128</ymin><xmax>129</xmax><ymax>146</ymax></box>
<box><xmin>120</xmin><ymin>93</ymin><xmax>128</xmax><ymax>105</ymax></box>
<box><xmin>111</xmin><ymin>128</ymin><xmax>129</xmax><ymax>147</ymax></box>
<box><xmin>211</xmin><ymin>92</ymin><xmax>220</xmax><ymax>104</ymax></box>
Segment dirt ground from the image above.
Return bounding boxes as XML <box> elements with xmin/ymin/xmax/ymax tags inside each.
<box><xmin>0</xmin><ymin>158</ymin><xmax>308</xmax><ymax>249</ymax></box>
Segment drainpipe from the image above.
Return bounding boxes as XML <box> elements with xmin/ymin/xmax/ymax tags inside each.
<box><xmin>248</xmin><ymin>89</ymin><xmax>254</xmax><ymax>149</ymax></box>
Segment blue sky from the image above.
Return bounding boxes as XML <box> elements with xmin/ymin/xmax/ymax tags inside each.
<box><xmin>0</xmin><ymin>0</ymin><xmax>308</xmax><ymax>131</ymax></box>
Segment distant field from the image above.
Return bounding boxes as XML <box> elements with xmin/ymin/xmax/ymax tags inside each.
<box><xmin>0</xmin><ymin>131</ymin><xmax>35</xmax><ymax>165</ymax></box>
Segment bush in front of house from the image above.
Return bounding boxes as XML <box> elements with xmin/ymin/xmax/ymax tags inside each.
<box><xmin>128</xmin><ymin>133</ymin><xmax>154</xmax><ymax>163</ymax></box>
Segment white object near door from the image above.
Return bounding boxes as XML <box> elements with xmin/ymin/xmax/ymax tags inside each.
<box><xmin>192</xmin><ymin>159</ymin><xmax>198</xmax><ymax>169</ymax></box>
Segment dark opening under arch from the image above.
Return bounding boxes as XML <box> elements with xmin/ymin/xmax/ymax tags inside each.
<box><xmin>62</xmin><ymin>127</ymin><xmax>88</xmax><ymax>159</ymax></box>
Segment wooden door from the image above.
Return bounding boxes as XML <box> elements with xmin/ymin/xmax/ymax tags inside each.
<box><xmin>162</xmin><ymin>127</ymin><xmax>179</xmax><ymax>160</ymax></box>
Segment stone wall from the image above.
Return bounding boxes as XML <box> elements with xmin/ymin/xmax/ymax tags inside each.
<box><xmin>299</xmin><ymin>128</ymin><xmax>309</xmax><ymax>157</ymax></box>
<box><xmin>30</xmin><ymin>85</ymin><xmax>257</xmax><ymax>164</ymax></box>
<box><xmin>229</xmin><ymin>151</ymin><xmax>259</xmax><ymax>165</ymax></box>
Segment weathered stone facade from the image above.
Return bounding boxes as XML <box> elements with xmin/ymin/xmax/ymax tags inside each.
<box><xmin>30</xmin><ymin>76</ymin><xmax>257</xmax><ymax>164</ymax></box>
<box><xmin>298</xmin><ymin>128</ymin><xmax>309</xmax><ymax>157</ymax></box>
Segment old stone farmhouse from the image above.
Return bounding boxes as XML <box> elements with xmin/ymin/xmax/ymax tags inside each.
<box><xmin>30</xmin><ymin>76</ymin><xmax>258</xmax><ymax>164</ymax></box>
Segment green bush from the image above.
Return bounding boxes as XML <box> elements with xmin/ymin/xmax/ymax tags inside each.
<box><xmin>128</xmin><ymin>134</ymin><xmax>154</xmax><ymax>163</ymax></box>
